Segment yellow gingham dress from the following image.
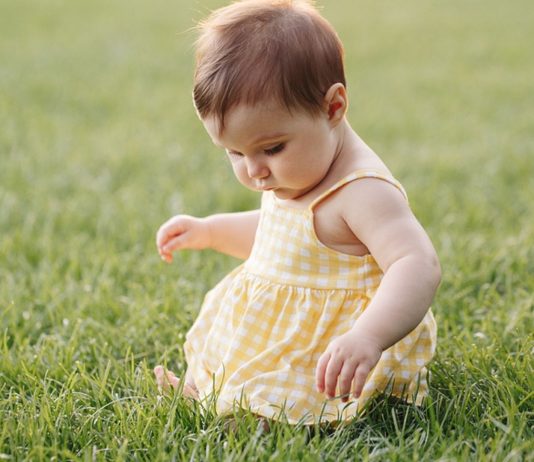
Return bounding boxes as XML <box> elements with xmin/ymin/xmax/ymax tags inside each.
<box><xmin>184</xmin><ymin>169</ymin><xmax>437</xmax><ymax>425</ymax></box>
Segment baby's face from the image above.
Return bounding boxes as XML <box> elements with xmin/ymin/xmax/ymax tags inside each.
<box><xmin>203</xmin><ymin>102</ymin><xmax>339</xmax><ymax>201</ymax></box>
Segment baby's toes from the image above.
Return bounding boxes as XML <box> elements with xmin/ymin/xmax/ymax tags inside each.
<box><xmin>166</xmin><ymin>371</ymin><xmax>180</xmax><ymax>389</ymax></box>
<box><xmin>154</xmin><ymin>365</ymin><xmax>179</xmax><ymax>393</ymax></box>
<box><xmin>153</xmin><ymin>366</ymin><xmax>198</xmax><ymax>399</ymax></box>
<box><xmin>183</xmin><ymin>382</ymin><xmax>199</xmax><ymax>399</ymax></box>
<box><xmin>154</xmin><ymin>365</ymin><xmax>165</xmax><ymax>386</ymax></box>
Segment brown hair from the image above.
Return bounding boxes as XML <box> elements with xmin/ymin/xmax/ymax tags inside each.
<box><xmin>193</xmin><ymin>0</ymin><xmax>346</xmax><ymax>128</ymax></box>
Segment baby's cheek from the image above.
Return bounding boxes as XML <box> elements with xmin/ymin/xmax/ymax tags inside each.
<box><xmin>234</xmin><ymin>167</ymin><xmax>253</xmax><ymax>187</ymax></box>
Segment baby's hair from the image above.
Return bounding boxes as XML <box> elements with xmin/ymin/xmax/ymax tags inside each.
<box><xmin>193</xmin><ymin>0</ymin><xmax>346</xmax><ymax>129</ymax></box>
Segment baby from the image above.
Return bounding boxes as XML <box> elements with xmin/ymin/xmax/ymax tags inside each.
<box><xmin>154</xmin><ymin>0</ymin><xmax>440</xmax><ymax>426</ymax></box>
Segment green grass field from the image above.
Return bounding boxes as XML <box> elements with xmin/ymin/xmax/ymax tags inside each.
<box><xmin>1</xmin><ymin>0</ymin><xmax>533</xmax><ymax>459</ymax></box>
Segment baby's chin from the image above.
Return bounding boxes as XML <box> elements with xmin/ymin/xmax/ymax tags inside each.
<box><xmin>247</xmin><ymin>183</ymin><xmax>311</xmax><ymax>202</ymax></box>
<box><xmin>271</xmin><ymin>187</ymin><xmax>310</xmax><ymax>202</ymax></box>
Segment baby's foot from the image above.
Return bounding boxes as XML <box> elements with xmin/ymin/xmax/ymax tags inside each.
<box><xmin>154</xmin><ymin>365</ymin><xmax>199</xmax><ymax>399</ymax></box>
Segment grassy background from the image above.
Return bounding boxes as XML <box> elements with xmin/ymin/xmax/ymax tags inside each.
<box><xmin>1</xmin><ymin>0</ymin><xmax>533</xmax><ymax>459</ymax></box>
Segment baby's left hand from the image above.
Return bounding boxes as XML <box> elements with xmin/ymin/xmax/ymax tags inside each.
<box><xmin>315</xmin><ymin>330</ymin><xmax>382</xmax><ymax>402</ymax></box>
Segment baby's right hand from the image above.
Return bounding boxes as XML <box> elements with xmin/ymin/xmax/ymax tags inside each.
<box><xmin>156</xmin><ymin>214</ymin><xmax>211</xmax><ymax>263</ymax></box>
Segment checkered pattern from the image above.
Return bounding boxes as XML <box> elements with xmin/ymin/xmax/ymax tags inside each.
<box><xmin>184</xmin><ymin>170</ymin><xmax>437</xmax><ymax>425</ymax></box>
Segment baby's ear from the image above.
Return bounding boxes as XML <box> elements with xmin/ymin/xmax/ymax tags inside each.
<box><xmin>324</xmin><ymin>83</ymin><xmax>348</xmax><ymax>125</ymax></box>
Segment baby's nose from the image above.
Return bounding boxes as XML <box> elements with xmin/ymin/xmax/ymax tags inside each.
<box><xmin>246</xmin><ymin>160</ymin><xmax>270</xmax><ymax>179</ymax></box>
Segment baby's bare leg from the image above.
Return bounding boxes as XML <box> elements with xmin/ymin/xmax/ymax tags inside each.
<box><xmin>154</xmin><ymin>365</ymin><xmax>199</xmax><ymax>399</ymax></box>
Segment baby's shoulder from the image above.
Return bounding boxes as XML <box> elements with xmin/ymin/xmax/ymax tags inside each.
<box><xmin>312</xmin><ymin>168</ymin><xmax>409</xmax><ymax>256</ymax></box>
<box><xmin>341</xmin><ymin>170</ymin><xmax>406</xmax><ymax>200</ymax></box>
<box><xmin>320</xmin><ymin>168</ymin><xmax>410</xmax><ymax>221</ymax></box>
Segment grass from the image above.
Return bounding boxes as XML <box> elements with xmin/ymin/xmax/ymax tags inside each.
<box><xmin>1</xmin><ymin>0</ymin><xmax>533</xmax><ymax>460</ymax></box>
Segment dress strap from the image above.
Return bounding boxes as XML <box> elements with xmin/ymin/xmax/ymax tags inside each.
<box><xmin>309</xmin><ymin>169</ymin><xmax>408</xmax><ymax>210</ymax></box>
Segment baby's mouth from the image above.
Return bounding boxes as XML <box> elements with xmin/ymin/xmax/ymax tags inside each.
<box><xmin>257</xmin><ymin>184</ymin><xmax>275</xmax><ymax>191</ymax></box>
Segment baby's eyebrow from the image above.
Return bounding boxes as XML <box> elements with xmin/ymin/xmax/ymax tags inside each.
<box><xmin>212</xmin><ymin>133</ymin><xmax>287</xmax><ymax>151</ymax></box>
<box><xmin>250</xmin><ymin>132</ymin><xmax>287</xmax><ymax>145</ymax></box>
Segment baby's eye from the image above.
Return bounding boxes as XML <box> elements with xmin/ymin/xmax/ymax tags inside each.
<box><xmin>227</xmin><ymin>150</ymin><xmax>243</xmax><ymax>157</ymax></box>
<box><xmin>264</xmin><ymin>143</ymin><xmax>285</xmax><ymax>156</ymax></box>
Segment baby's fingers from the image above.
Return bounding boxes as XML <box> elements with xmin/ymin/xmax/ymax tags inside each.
<box><xmin>337</xmin><ymin>362</ymin><xmax>357</xmax><ymax>402</ymax></box>
<box><xmin>324</xmin><ymin>357</ymin><xmax>343</xmax><ymax>399</ymax></box>
<box><xmin>352</xmin><ymin>364</ymin><xmax>372</xmax><ymax>399</ymax></box>
<box><xmin>315</xmin><ymin>352</ymin><xmax>331</xmax><ymax>393</ymax></box>
<box><xmin>161</xmin><ymin>233</ymin><xmax>189</xmax><ymax>255</ymax></box>
<box><xmin>156</xmin><ymin>216</ymin><xmax>187</xmax><ymax>250</ymax></box>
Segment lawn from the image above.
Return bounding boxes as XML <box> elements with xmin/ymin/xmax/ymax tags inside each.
<box><xmin>1</xmin><ymin>0</ymin><xmax>533</xmax><ymax>460</ymax></box>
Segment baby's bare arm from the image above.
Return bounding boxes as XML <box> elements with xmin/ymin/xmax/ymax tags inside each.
<box><xmin>205</xmin><ymin>210</ymin><xmax>260</xmax><ymax>259</ymax></box>
<box><xmin>316</xmin><ymin>178</ymin><xmax>441</xmax><ymax>400</ymax></box>
<box><xmin>341</xmin><ymin>179</ymin><xmax>441</xmax><ymax>349</ymax></box>
<box><xmin>157</xmin><ymin>210</ymin><xmax>260</xmax><ymax>261</ymax></box>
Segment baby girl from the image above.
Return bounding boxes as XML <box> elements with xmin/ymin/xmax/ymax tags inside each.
<box><xmin>154</xmin><ymin>0</ymin><xmax>440</xmax><ymax>426</ymax></box>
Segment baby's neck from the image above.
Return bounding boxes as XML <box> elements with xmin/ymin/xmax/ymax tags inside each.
<box><xmin>334</xmin><ymin>119</ymin><xmax>390</xmax><ymax>177</ymax></box>
<box><xmin>327</xmin><ymin>119</ymin><xmax>365</xmax><ymax>176</ymax></box>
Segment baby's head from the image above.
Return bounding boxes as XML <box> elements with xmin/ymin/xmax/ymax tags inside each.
<box><xmin>193</xmin><ymin>0</ymin><xmax>346</xmax><ymax>128</ymax></box>
<box><xmin>193</xmin><ymin>0</ymin><xmax>350</xmax><ymax>199</ymax></box>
